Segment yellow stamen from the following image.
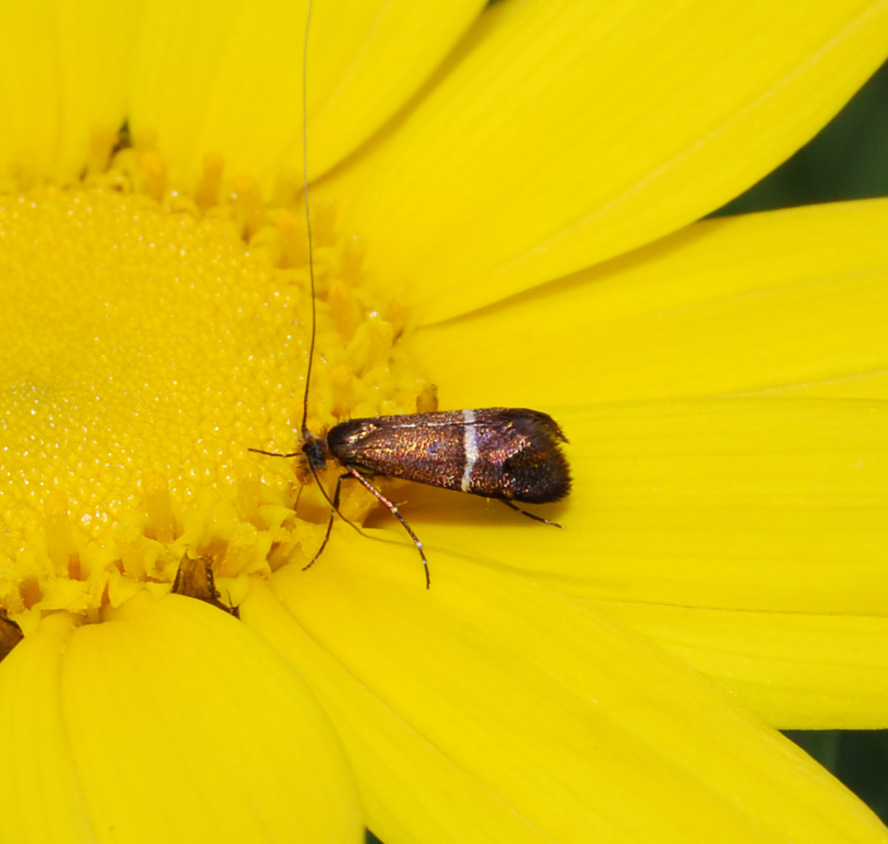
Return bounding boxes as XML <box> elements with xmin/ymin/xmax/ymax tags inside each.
<box><xmin>195</xmin><ymin>152</ymin><xmax>225</xmax><ymax>212</ymax></box>
<box><xmin>0</xmin><ymin>132</ymin><xmax>429</xmax><ymax>633</ymax></box>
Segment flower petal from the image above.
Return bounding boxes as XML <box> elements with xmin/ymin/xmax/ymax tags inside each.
<box><xmin>596</xmin><ymin>601</ymin><xmax>888</xmax><ymax>729</ymax></box>
<box><xmin>405</xmin><ymin>198</ymin><xmax>888</xmax><ymax>729</ymax></box>
<box><xmin>0</xmin><ymin>593</ymin><xmax>363</xmax><ymax>843</ymax></box>
<box><xmin>330</xmin><ymin>0</ymin><xmax>888</xmax><ymax>319</ymax></box>
<box><xmin>410</xmin><ymin>199</ymin><xmax>888</xmax><ymax>408</ymax></box>
<box><xmin>0</xmin><ymin>613</ymin><xmax>94</xmax><ymax>842</ymax></box>
<box><xmin>128</xmin><ymin>0</ymin><xmax>484</xmax><ymax>190</ymax></box>
<box><xmin>0</xmin><ymin>1</ymin><xmax>128</xmax><ymax>182</ymax></box>
<box><xmin>245</xmin><ymin>559</ymin><xmax>888</xmax><ymax>843</ymax></box>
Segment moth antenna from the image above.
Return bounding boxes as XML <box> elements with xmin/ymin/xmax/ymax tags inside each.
<box><xmin>300</xmin><ymin>0</ymin><xmax>317</xmax><ymax>445</ymax></box>
<box><xmin>247</xmin><ymin>447</ymin><xmax>300</xmax><ymax>458</ymax></box>
<box><xmin>248</xmin><ymin>450</ymin><xmax>366</xmax><ymax>537</ymax></box>
<box><xmin>293</xmin><ymin>2</ymin><xmax>365</xmax><ymax>544</ymax></box>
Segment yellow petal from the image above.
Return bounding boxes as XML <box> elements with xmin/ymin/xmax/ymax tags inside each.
<box><xmin>0</xmin><ymin>1</ymin><xmax>128</xmax><ymax>182</ymax></box>
<box><xmin>0</xmin><ymin>612</ymin><xmax>93</xmax><ymax>842</ymax></box>
<box><xmin>596</xmin><ymin>601</ymin><xmax>888</xmax><ymax>729</ymax></box>
<box><xmin>244</xmin><ymin>559</ymin><xmax>887</xmax><ymax>843</ymax></box>
<box><xmin>328</xmin><ymin>0</ymin><xmax>888</xmax><ymax>320</ymax></box>
<box><xmin>0</xmin><ymin>593</ymin><xmax>363</xmax><ymax>843</ymax></box>
<box><xmin>411</xmin><ymin>199</ymin><xmax>888</xmax><ymax>408</ymax></box>
<box><xmin>128</xmin><ymin>0</ymin><xmax>484</xmax><ymax>191</ymax></box>
<box><xmin>304</xmin><ymin>0</ymin><xmax>485</xmax><ymax>176</ymax></box>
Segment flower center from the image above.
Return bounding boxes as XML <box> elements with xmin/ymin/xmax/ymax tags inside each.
<box><xmin>0</xmin><ymin>137</ymin><xmax>429</xmax><ymax>632</ymax></box>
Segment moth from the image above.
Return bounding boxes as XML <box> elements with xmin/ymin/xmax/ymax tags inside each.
<box><xmin>251</xmin><ymin>1</ymin><xmax>571</xmax><ymax>587</ymax></box>
<box><xmin>291</xmin><ymin>408</ymin><xmax>571</xmax><ymax>587</ymax></box>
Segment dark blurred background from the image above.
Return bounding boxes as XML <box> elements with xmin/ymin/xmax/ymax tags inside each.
<box><xmin>716</xmin><ymin>57</ymin><xmax>888</xmax><ymax>213</ymax></box>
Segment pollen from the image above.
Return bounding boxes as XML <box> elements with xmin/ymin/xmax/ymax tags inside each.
<box><xmin>0</xmin><ymin>131</ymin><xmax>429</xmax><ymax>634</ymax></box>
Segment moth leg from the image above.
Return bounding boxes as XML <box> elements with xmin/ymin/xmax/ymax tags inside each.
<box><xmin>303</xmin><ymin>472</ymin><xmax>351</xmax><ymax>573</ymax></box>
<box><xmin>500</xmin><ymin>498</ymin><xmax>564</xmax><ymax>529</ymax></box>
<box><xmin>346</xmin><ymin>466</ymin><xmax>431</xmax><ymax>589</ymax></box>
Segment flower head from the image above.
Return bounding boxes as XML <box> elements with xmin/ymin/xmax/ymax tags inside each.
<box><xmin>1</xmin><ymin>1</ymin><xmax>887</xmax><ymax>841</ymax></box>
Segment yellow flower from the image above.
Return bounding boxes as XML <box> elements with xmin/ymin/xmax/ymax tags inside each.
<box><xmin>0</xmin><ymin>0</ymin><xmax>886</xmax><ymax>842</ymax></box>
